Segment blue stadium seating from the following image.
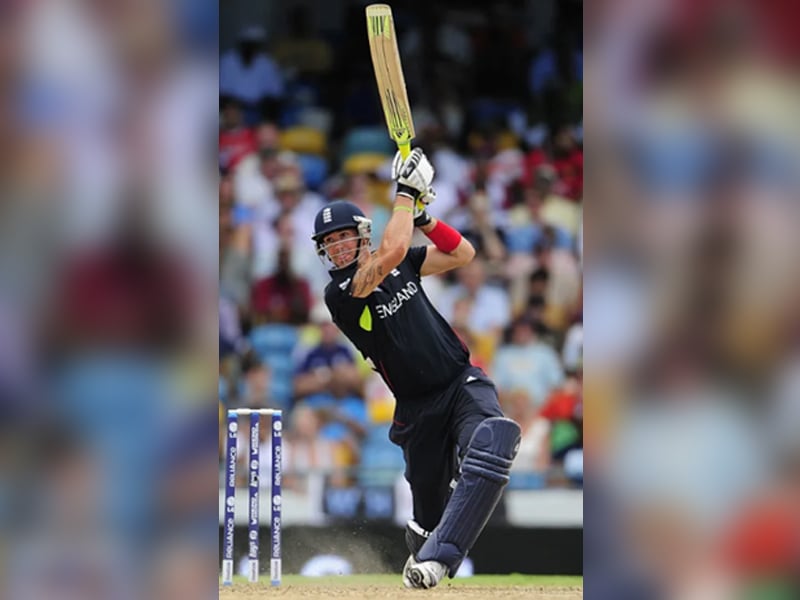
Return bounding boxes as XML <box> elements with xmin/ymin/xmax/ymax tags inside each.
<box><xmin>358</xmin><ymin>424</ymin><xmax>405</xmax><ymax>487</ymax></box>
<box><xmin>296</xmin><ymin>153</ymin><xmax>329</xmax><ymax>190</ymax></box>
<box><xmin>340</xmin><ymin>126</ymin><xmax>395</xmax><ymax>159</ymax></box>
<box><xmin>249</xmin><ymin>324</ymin><xmax>299</xmax><ymax>409</ymax></box>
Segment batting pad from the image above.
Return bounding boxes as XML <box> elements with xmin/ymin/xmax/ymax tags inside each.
<box><xmin>416</xmin><ymin>417</ymin><xmax>521</xmax><ymax>576</ymax></box>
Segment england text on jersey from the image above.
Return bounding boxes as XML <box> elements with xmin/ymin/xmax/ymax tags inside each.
<box><xmin>374</xmin><ymin>280</ymin><xmax>419</xmax><ymax>319</ymax></box>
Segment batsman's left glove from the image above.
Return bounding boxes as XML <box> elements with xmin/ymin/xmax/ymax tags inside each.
<box><xmin>391</xmin><ymin>149</ymin><xmax>435</xmax><ymax>227</ymax></box>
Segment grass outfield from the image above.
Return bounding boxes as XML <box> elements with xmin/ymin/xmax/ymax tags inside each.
<box><xmin>224</xmin><ymin>574</ymin><xmax>583</xmax><ymax>586</ymax></box>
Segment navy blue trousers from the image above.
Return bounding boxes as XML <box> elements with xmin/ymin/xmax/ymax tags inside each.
<box><xmin>389</xmin><ymin>365</ymin><xmax>504</xmax><ymax>532</ymax></box>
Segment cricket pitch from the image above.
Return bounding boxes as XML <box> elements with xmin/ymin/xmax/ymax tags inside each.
<box><xmin>219</xmin><ymin>575</ymin><xmax>583</xmax><ymax>599</ymax></box>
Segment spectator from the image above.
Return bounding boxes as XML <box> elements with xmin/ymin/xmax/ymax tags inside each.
<box><xmin>449</xmin><ymin>296</ymin><xmax>493</xmax><ymax>371</ymax></box>
<box><xmin>219</xmin><ymin>294</ymin><xmax>242</xmax><ymax>360</ymax></box>
<box><xmin>298</xmin><ymin>387</ymin><xmax>368</xmax><ymax>488</ymax></box>
<box><xmin>551</xmin><ymin>126</ymin><xmax>583</xmax><ymax>200</ymax></box>
<box><xmin>438</xmin><ymin>257</ymin><xmax>512</xmax><ymax>352</ymax></box>
<box><xmin>506</xmin><ymin>184</ymin><xmax>574</xmax><ymax>254</ymax></box>
<box><xmin>219</xmin><ymin>175</ymin><xmax>252</xmax><ymax>309</ymax></box>
<box><xmin>249</xmin><ymin>169</ymin><xmax>327</xmax><ymax>289</ymax></box>
<box><xmin>461</xmin><ymin>185</ymin><xmax>507</xmax><ymax>270</ymax></box>
<box><xmin>325</xmin><ymin>171</ymin><xmax>393</xmax><ymax>242</ymax></box>
<box><xmin>281</xmin><ymin>404</ymin><xmax>340</xmax><ymax>493</ymax></box>
<box><xmin>234</xmin><ymin>350</ymin><xmax>272</xmax><ymax>410</ymax></box>
<box><xmin>491</xmin><ymin>317</ymin><xmax>564</xmax><ymax>409</ymax></box>
<box><xmin>233</xmin><ymin>146</ymin><xmax>290</xmax><ymax>211</ymax></box>
<box><xmin>539</xmin><ymin>373</ymin><xmax>583</xmax><ymax>486</ymax></box>
<box><xmin>250</xmin><ymin>245</ymin><xmax>312</xmax><ymax>325</ymax></box>
<box><xmin>291</xmin><ymin>309</ymin><xmax>368</xmax><ymax>479</ymax></box>
<box><xmin>293</xmin><ymin>309</ymin><xmax>363</xmax><ymax>405</ymax></box>
<box><xmin>528</xmin><ymin>44</ymin><xmax>560</xmax><ymax>96</ymax></box>
<box><xmin>265</xmin><ymin>169</ymin><xmax>324</xmax><ymax>248</ymax></box>
<box><xmin>231</xmin><ymin>121</ymin><xmax>281</xmax><ymax>187</ymax></box>
<box><xmin>220</xmin><ymin>26</ymin><xmax>285</xmax><ymax>123</ymax></box>
<box><xmin>532</xmin><ymin>230</ymin><xmax>582</xmax><ymax>331</ymax></box>
<box><xmin>506</xmin><ymin>223</ymin><xmax>581</xmax><ymax>332</ymax></box>
<box><xmin>503</xmin><ymin>389</ymin><xmax>552</xmax><ymax>477</ymax></box>
<box><xmin>218</xmin><ymin>97</ymin><xmax>256</xmax><ymax>173</ymax></box>
<box><xmin>535</xmin><ymin>164</ymin><xmax>582</xmax><ymax>237</ymax></box>
<box><xmin>562</xmin><ymin>317</ymin><xmax>583</xmax><ymax>373</ymax></box>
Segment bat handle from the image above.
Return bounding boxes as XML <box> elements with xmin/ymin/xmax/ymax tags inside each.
<box><xmin>398</xmin><ymin>142</ymin><xmax>411</xmax><ymax>159</ymax></box>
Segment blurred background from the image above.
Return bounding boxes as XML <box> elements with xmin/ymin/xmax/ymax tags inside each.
<box><xmin>3</xmin><ymin>0</ymin><xmax>795</xmax><ymax>596</ymax></box>
<box><xmin>0</xmin><ymin>0</ymin><xmax>219</xmax><ymax>599</ymax></box>
<box><xmin>586</xmin><ymin>0</ymin><xmax>800</xmax><ymax>598</ymax></box>
<box><xmin>218</xmin><ymin>0</ymin><xmax>583</xmax><ymax>578</ymax></box>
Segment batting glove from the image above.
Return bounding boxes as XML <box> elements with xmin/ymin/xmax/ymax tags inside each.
<box><xmin>392</xmin><ymin>148</ymin><xmax>435</xmax><ymax>201</ymax></box>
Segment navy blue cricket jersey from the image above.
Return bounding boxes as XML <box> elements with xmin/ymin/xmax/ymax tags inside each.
<box><xmin>324</xmin><ymin>246</ymin><xmax>470</xmax><ymax>402</ymax></box>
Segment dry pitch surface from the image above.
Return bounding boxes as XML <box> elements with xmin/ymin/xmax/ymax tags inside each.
<box><xmin>220</xmin><ymin>575</ymin><xmax>583</xmax><ymax>599</ymax></box>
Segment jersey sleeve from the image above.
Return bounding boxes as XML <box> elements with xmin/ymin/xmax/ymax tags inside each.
<box><xmin>406</xmin><ymin>246</ymin><xmax>428</xmax><ymax>276</ymax></box>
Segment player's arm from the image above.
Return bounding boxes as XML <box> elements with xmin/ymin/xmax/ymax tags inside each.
<box><xmin>351</xmin><ymin>148</ymin><xmax>434</xmax><ymax>297</ymax></box>
<box><xmin>350</xmin><ymin>195</ymin><xmax>414</xmax><ymax>297</ymax></box>
<box><xmin>418</xmin><ymin>216</ymin><xmax>476</xmax><ymax>276</ymax></box>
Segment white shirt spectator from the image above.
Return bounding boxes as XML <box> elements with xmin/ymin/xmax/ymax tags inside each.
<box><xmin>220</xmin><ymin>48</ymin><xmax>285</xmax><ymax>105</ymax></box>
<box><xmin>233</xmin><ymin>155</ymin><xmax>275</xmax><ymax>209</ymax></box>
<box><xmin>437</xmin><ymin>282</ymin><xmax>511</xmax><ymax>337</ymax></box>
<box><xmin>492</xmin><ymin>338</ymin><xmax>564</xmax><ymax>407</ymax></box>
<box><xmin>562</xmin><ymin>322</ymin><xmax>583</xmax><ymax>372</ymax></box>
<box><xmin>250</xmin><ymin>191</ymin><xmax>327</xmax><ymax>294</ymax></box>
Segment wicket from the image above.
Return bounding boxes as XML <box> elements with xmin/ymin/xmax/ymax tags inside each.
<box><xmin>222</xmin><ymin>408</ymin><xmax>283</xmax><ymax>586</ymax></box>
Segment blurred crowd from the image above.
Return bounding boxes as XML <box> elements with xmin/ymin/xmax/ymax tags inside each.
<box><xmin>218</xmin><ymin>0</ymin><xmax>584</xmax><ymax>497</ymax></box>
<box><xmin>586</xmin><ymin>0</ymin><xmax>800</xmax><ymax>598</ymax></box>
<box><xmin>1</xmin><ymin>0</ymin><xmax>219</xmax><ymax>598</ymax></box>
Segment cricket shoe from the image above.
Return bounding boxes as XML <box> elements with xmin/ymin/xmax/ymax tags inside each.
<box><xmin>406</xmin><ymin>559</ymin><xmax>448</xmax><ymax>589</ymax></box>
<box><xmin>402</xmin><ymin>554</ymin><xmax>417</xmax><ymax>588</ymax></box>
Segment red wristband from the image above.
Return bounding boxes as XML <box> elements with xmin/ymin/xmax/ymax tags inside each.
<box><xmin>426</xmin><ymin>220</ymin><xmax>462</xmax><ymax>253</ymax></box>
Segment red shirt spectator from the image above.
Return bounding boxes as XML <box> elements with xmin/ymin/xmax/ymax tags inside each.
<box><xmin>522</xmin><ymin>148</ymin><xmax>549</xmax><ymax>187</ymax></box>
<box><xmin>219</xmin><ymin>98</ymin><xmax>257</xmax><ymax>172</ymax></box>
<box><xmin>250</xmin><ymin>247</ymin><xmax>312</xmax><ymax>325</ymax></box>
<box><xmin>551</xmin><ymin>128</ymin><xmax>583</xmax><ymax>200</ymax></box>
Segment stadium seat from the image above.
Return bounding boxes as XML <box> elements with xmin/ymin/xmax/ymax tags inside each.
<box><xmin>342</xmin><ymin>152</ymin><xmax>389</xmax><ymax>176</ymax></box>
<box><xmin>279</xmin><ymin>126</ymin><xmax>327</xmax><ymax>156</ymax></box>
<box><xmin>469</xmin><ymin>98</ymin><xmax>512</xmax><ymax>125</ymax></box>
<box><xmin>296</xmin><ymin>153</ymin><xmax>329</xmax><ymax>190</ymax></box>
<box><xmin>249</xmin><ymin>324</ymin><xmax>299</xmax><ymax>409</ymax></box>
<box><xmin>341</xmin><ymin>126</ymin><xmax>395</xmax><ymax>159</ymax></box>
<box><xmin>358</xmin><ymin>425</ymin><xmax>405</xmax><ymax>487</ymax></box>
<box><xmin>249</xmin><ymin>323</ymin><xmax>297</xmax><ymax>355</ymax></box>
<box><xmin>279</xmin><ymin>105</ymin><xmax>303</xmax><ymax>129</ymax></box>
<box><xmin>507</xmin><ymin>471</ymin><xmax>547</xmax><ymax>490</ymax></box>
<box><xmin>297</xmin><ymin>106</ymin><xmax>334</xmax><ymax>136</ymax></box>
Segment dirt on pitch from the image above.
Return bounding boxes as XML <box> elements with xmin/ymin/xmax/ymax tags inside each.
<box><xmin>219</xmin><ymin>583</ymin><xmax>583</xmax><ymax>599</ymax></box>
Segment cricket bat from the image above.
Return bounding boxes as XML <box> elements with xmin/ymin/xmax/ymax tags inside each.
<box><xmin>365</xmin><ymin>4</ymin><xmax>415</xmax><ymax>159</ymax></box>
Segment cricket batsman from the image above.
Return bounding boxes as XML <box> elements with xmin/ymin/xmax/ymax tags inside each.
<box><xmin>311</xmin><ymin>148</ymin><xmax>521</xmax><ymax>588</ymax></box>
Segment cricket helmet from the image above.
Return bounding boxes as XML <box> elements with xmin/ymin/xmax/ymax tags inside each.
<box><xmin>312</xmin><ymin>200</ymin><xmax>372</xmax><ymax>270</ymax></box>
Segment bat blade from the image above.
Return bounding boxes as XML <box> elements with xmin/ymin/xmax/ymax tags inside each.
<box><xmin>365</xmin><ymin>4</ymin><xmax>414</xmax><ymax>157</ymax></box>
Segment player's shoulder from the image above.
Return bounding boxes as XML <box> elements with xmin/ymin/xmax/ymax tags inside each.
<box><xmin>324</xmin><ymin>273</ymin><xmax>353</xmax><ymax>303</ymax></box>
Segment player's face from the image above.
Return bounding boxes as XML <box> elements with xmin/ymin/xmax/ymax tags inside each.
<box><xmin>323</xmin><ymin>228</ymin><xmax>360</xmax><ymax>268</ymax></box>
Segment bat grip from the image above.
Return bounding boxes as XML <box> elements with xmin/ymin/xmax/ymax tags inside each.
<box><xmin>398</xmin><ymin>142</ymin><xmax>411</xmax><ymax>159</ymax></box>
